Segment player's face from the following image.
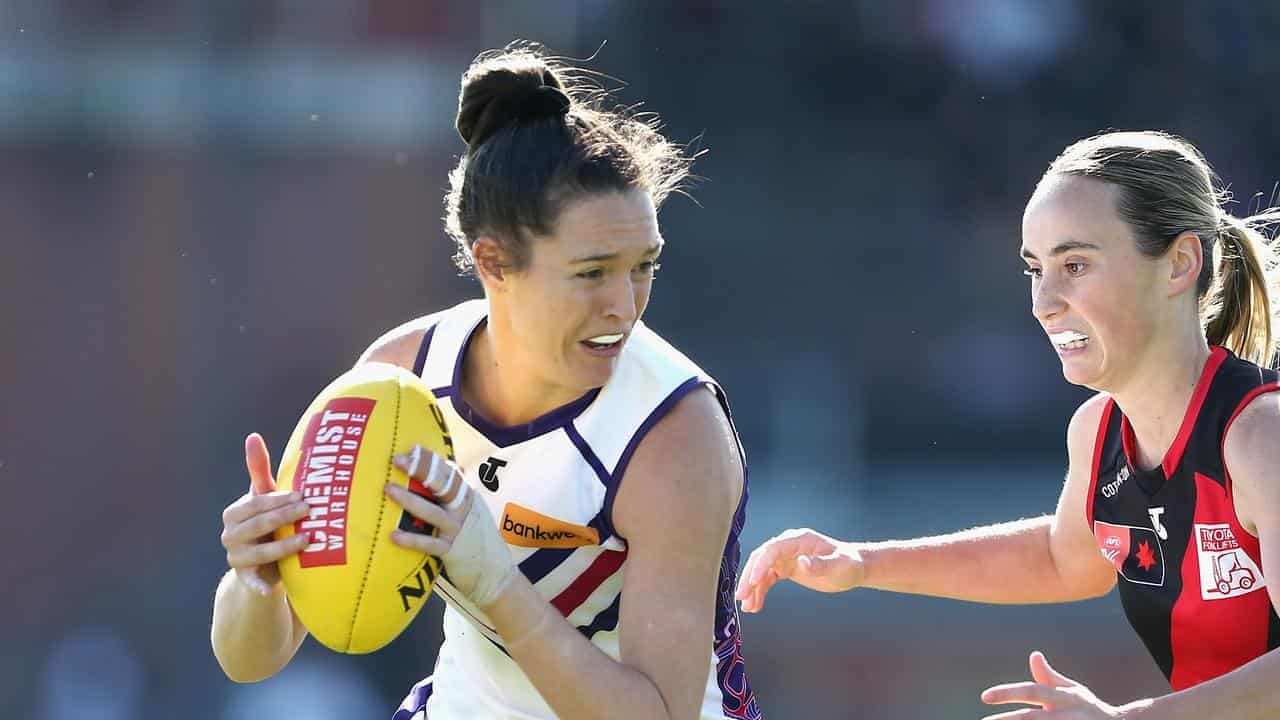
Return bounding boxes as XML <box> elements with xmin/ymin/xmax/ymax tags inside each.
<box><xmin>1021</xmin><ymin>176</ymin><xmax>1165</xmax><ymax>391</ymax></box>
<box><xmin>506</xmin><ymin>190</ymin><xmax>662</xmax><ymax>392</ymax></box>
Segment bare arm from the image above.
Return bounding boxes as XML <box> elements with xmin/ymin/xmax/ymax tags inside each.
<box><xmin>737</xmin><ymin>393</ymin><xmax>1115</xmax><ymax>610</ymax></box>
<box><xmin>210</xmin><ymin>435</ymin><xmax>311</xmax><ymax>682</ymax></box>
<box><xmin>211</xmin><ymin>564</ymin><xmax>307</xmax><ymax>682</ymax></box>
<box><xmin>210</xmin><ymin>318</ymin><xmax>430</xmax><ymax>681</ymax></box>
<box><xmin>982</xmin><ymin>391</ymin><xmax>1280</xmax><ymax>719</ymax></box>
<box><xmin>862</xmin><ymin>393</ymin><xmax>1114</xmax><ymax>602</ymax></box>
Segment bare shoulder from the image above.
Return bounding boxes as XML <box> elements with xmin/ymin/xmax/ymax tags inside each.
<box><xmin>1224</xmin><ymin>388</ymin><xmax>1280</xmax><ymax>455</ymax></box>
<box><xmin>1224</xmin><ymin>389</ymin><xmax>1280</xmax><ymax>500</ymax></box>
<box><xmin>613</xmin><ymin>386</ymin><xmax>743</xmax><ymax>541</ymax></box>
<box><xmin>1066</xmin><ymin>392</ymin><xmax>1112</xmax><ymax>462</ymax></box>
<box><xmin>355</xmin><ymin>315</ymin><xmax>436</xmax><ymax>371</ymax></box>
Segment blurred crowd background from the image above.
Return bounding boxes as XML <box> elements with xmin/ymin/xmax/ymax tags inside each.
<box><xmin>5</xmin><ymin>1</ymin><xmax>1280</xmax><ymax>718</ymax></box>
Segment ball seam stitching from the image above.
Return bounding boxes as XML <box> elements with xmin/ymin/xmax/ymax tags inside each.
<box><xmin>348</xmin><ymin>376</ymin><xmax>400</xmax><ymax>651</ymax></box>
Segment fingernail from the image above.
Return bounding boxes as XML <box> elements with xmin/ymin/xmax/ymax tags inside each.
<box><xmin>296</xmin><ymin>532</ymin><xmax>310</xmax><ymax>544</ymax></box>
<box><xmin>392</xmin><ymin>454</ymin><xmax>408</xmax><ymax>468</ymax></box>
<box><xmin>289</xmin><ymin>491</ymin><xmax>303</xmax><ymax>502</ymax></box>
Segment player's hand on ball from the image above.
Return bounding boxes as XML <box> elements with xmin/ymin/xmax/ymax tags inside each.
<box><xmin>980</xmin><ymin>651</ymin><xmax>1137</xmax><ymax>719</ymax></box>
<box><xmin>220</xmin><ymin>433</ymin><xmax>312</xmax><ymax>596</ymax></box>
<box><xmin>386</xmin><ymin>445</ymin><xmax>517</xmax><ymax>610</ymax></box>
<box><xmin>735</xmin><ymin>528</ymin><xmax>865</xmax><ymax>612</ymax></box>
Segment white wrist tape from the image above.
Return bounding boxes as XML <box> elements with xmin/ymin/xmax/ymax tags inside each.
<box><xmin>442</xmin><ymin>490</ymin><xmax>516</xmax><ymax>608</ymax></box>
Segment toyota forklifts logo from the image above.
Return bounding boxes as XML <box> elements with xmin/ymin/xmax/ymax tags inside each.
<box><xmin>1193</xmin><ymin>523</ymin><xmax>1266</xmax><ymax>600</ymax></box>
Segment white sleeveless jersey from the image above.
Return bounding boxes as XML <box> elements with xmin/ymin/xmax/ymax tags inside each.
<box><xmin>392</xmin><ymin>299</ymin><xmax>760</xmax><ymax>720</ymax></box>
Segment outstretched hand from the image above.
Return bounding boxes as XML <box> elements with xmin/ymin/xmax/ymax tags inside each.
<box><xmin>981</xmin><ymin>651</ymin><xmax>1137</xmax><ymax>719</ymax></box>
<box><xmin>734</xmin><ymin>528</ymin><xmax>865</xmax><ymax>613</ymax></box>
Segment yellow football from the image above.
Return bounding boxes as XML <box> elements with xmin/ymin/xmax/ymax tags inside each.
<box><xmin>274</xmin><ymin>361</ymin><xmax>452</xmax><ymax>654</ymax></box>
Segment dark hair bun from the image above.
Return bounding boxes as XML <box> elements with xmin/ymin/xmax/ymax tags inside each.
<box><xmin>456</xmin><ymin>59</ymin><xmax>570</xmax><ymax>148</ymax></box>
<box><xmin>445</xmin><ymin>44</ymin><xmax>695</xmax><ymax>277</ymax></box>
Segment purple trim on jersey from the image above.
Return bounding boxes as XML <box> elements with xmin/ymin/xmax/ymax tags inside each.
<box><xmin>431</xmin><ymin>386</ymin><xmax>453</xmax><ymax>398</ymax></box>
<box><xmin>514</xmin><ymin>496</ymin><xmax>620</xmax><ymax>586</ymax></box>
<box><xmin>601</xmin><ymin>376</ymin><xmax>704</xmax><ymax>542</ymax></box>
<box><xmin>565</xmin><ymin>422</ymin><xmax>611</xmax><ymax>488</ymax></box>
<box><xmin>714</xmin><ymin>471</ymin><xmax>759</xmax><ymax>719</ymax></box>
<box><xmin>446</xmin><ymin>316</ymin><xmax>603</xmax><ymax>447</ymax></box>
<box><xmin>448</xmin><ymin>315</ymin><xmax>484</xmax><ymax>389</ymax></box>
<box><xmin>392</xmin><ymin>677</ymin><xmax>432</xmax><ymax>720</ymax></box>
<box><xmin>518</xmin><ymin>547</ymin><xmax>576</xmax><ymax>584</ymax></box>
<box><xmin>412</xmin><ymin>324</ymin><xmax>437</xmax><ymax>378</ymax></box>
<box><xmin>576</xmin><ymin>591</ymin><xmax>622</xmax><ymax>640</ymax></box>
<box><xmin>706</xmin><ymin>381</ymin><xmax>760</xmax><ymax>719</ymax></box>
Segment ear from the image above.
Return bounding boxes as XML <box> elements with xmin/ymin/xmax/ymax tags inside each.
<box><xmin>1167</xmin><ymin>230</ymin><xmax>1204</xmax><ymax>298</ymax></box>
<box><xmin>471</xmin><ymin>236</ymin><xmax>509</xmax><ymax>291</ymax></box>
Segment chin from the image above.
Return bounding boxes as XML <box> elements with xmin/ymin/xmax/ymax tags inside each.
<box><xmin>574</xmin><ymin>359</ymin><xmax>617</xmax><ymax>390</ymax></box>
<box><xmin>1062</xmin><ymin>368</ymin><xmax>1100</xmax><ymax>389</ymax></box>
<box><xmin>1060</xmin><ymin>356</ymin><xmax>1106</xmax><ymax>390</ymax></box>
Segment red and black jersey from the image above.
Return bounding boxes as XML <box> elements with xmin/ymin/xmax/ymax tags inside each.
<box><xmin>1087</xmin><ymin>346</ymin><xmax>1280</xmax><ymax>690</ymax></box>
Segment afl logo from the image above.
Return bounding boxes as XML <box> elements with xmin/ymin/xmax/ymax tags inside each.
<box><xmin>1102</xmin><ymin>465</ymin><xmax>1130</xmax><ymax>498</ymax></box>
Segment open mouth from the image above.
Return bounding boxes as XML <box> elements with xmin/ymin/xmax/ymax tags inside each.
<box><xmin>582</xmin><ymin>333</ymin><xmax>624</xmax><ymax>351</ymax></box>
<box><xmin>1048</xmin><ymin>330</ymin><xmax>1090</xmax><ymax>351</ymax></box>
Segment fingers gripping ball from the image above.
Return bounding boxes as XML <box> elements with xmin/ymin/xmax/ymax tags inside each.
<box><xmin>273</xmin><ymin>362</ymin><xmax>454</xmax><ymax>654</ymax></box>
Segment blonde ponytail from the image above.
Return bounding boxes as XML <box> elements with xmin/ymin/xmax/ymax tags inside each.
<box><xmin>1201</xmin><ymin>212</ymin><xmax>1280</xmax><ymax>367</ymax></box>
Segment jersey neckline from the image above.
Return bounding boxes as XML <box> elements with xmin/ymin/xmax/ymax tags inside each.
<box><xmin>440</xmin><ymin>311</ymin><xmax>602</xmax><ymax>448</ymax></box>
<box><xmin>1118</xmin><ymin>345</ymin><xmax>1228</xmax><ymax>488</ymax></box>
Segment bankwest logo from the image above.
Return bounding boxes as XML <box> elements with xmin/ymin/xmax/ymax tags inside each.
<box><xmin>500</xmin><ymin>503</ymin><xmax>599</xmax><ymax>548</ymax></box>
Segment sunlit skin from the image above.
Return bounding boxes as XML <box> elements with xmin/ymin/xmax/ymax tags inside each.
<box><xmin>1021</xmin><ymin>175</ymin><xmax>1210</xmax><ymax>470</ymax></box>
<box><xmin>463</xmin><ymin>190</ymin><xmax>664</xmax><ymax>427</ymax></box>
<box><xmin>730</xmin><ymin>163</ymin><xmax>1280</xmax><ymax>720</ymax></box>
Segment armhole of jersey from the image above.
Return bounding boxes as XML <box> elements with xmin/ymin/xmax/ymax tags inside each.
<box><xmin>1085</xmin><ymin>398</ymin><xmax>1115</xmax><ymax>530</ymax></box>
<box><xmin>709</xmin><ymin>382</ymin><xmax>750</xmax><ymax>523</ymax></box>
<box><xmin>709</xmin><ymin>383</ymin><xmax>747</xmax><ymax>470</ymax></box>
<box><xmin>1220</xmin><ymin>381</ymin><xmax>1280</xmax><ymax>509</ymax></box>
<box><xmin>412</xmin><ymin>324</ymin><xmax>437</xmax><ymax>378</ymax></box>
<box><xmin>601</xmin><ymin>376</ymin><xmax>705</xmax><ymax>543</ymax></box>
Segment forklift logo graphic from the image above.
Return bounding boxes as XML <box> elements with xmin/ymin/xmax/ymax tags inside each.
<box><xmin>1194</xmin><ymin>523</ymin><xmax>1265</xmax><ymax>600</ymax></box>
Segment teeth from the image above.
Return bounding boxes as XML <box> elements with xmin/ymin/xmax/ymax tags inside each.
<box><xmin>587</xmin><ymin>334</ymin><xmax>623</xmax><ymax>345</ymax></box>
<box><xmin>1049</xmin><ymin>331</ymin><xmax>1089</xmax><ymax>346</ymax></box>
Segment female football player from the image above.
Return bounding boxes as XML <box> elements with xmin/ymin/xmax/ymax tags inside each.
<box><xmin>211</xmin><ymin>44</ymin><xmax>760</xmax><ymax>720</ymax></box>
<box><xmin>738</xmin><ymin>131</ymin><xmax>1280</xmax><ymax>719</ymax></box>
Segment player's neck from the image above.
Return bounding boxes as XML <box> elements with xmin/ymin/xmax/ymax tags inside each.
<box><xmin>461</xmin><ymin>321</ymin><xmax>583</xmax><ymax>428</ymax></box>
<box><xmin>1109</xmin><ymin>335</ymin><xmax>1212</xmax><ymax>472</ymax></box>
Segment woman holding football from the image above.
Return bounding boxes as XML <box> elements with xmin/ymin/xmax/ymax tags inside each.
<box><xmin>212</xmin><ymin>43</ymin><xmax>760</xmax><ymax>720</ymax></box>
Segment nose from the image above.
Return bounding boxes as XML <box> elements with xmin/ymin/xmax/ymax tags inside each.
<box><xmin>1031</xmin><ymin>273</ymin><xmax>1066</xmax><ymax>324</ymax></box>
<box><xmin>602</xmin><ymin>272</ymin><xmax>638</xmax><ymax>325</ymax></box>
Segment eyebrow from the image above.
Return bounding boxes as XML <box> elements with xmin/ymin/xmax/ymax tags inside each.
<box><xmin>569</xmin><ymin>241</ymin><xmax>664</xmax><ymax>264</ymax></box>
<box><xmin>1020</xmin><ymin>239</ymin><xmax>1101</xmax><ymax>260</ymax></box>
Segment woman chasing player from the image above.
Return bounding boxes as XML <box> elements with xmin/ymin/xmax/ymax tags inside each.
<box><xmin>738</xmin><ymin>130</ymin><xmax>1280</xmax><ymax>719</ymax></box>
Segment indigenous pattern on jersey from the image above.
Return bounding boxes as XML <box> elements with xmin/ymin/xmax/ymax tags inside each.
<box><xmin>392</xmin><ymin>300</ymin><xmax>760</xmax><ymax>720</ymax></box>
<box><xmin>1087</xmin><ymin>346</ymin><xmax>1280</xmax><ymax>690</ymax></box>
